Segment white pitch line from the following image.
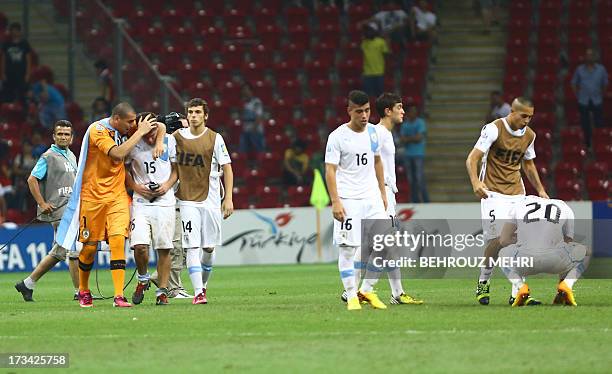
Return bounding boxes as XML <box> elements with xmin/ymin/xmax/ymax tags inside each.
<box><xmin>1</xmin><ymin>327</ymin><xmax>610</xmax><ymax>340</ymax></box>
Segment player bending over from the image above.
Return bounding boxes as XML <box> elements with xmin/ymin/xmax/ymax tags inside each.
<box><xmin>325</xmin><ymin>90</ymin><xmax>389</xmax><ymax>311</ymax></box>
<box><xmin>497</xmin><ymin>196</ymin><xmax>590</xmax><ymax>307</ymax></box>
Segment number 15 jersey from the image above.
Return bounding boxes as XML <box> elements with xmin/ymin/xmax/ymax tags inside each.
<box><xmin>325</xmin><ymin>123</ymin><xmax>381</xmax><ymax>200</ymax></box>
<box><xmin>126</xmin><ymin>134</ymin><xmax>176</xmax><ymax>206</ymax></box>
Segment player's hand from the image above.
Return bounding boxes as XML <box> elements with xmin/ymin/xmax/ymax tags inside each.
<box><xmin>134</xmin><ymin>183</ymin><xmax>154</xmax><ymax>199</ymax></box>
<box><xmin>153</xmin><ymin>141</ymin><xmax>164</xmax><ymax>159</ymax></box>
<box><xmin>153</xmin><ymin>181</ymin><xmax>172</xmax><ymax>196</ymax></box>
<box><xmin>136</xmin><ymin>114</ymin><xmax>156</xmax><ymax>136</ymax></box>
<box><xmin>472</xmin><ymin>181</ymin><xmax>489</xmax><ymax>199</ymax></box>
<box><xmin>332</xmin><ymin>200</ymin><xmax>347</xmax><ymax>222</ymax></box>
<box><xmin>39</xmin><ymin>201</ymin><xmax>54</xmax><ymax>214</ymax></box>
<box><xmin>538</xmin><ymin>190</ymin><xmax>550</xmax><ymax>199</ymax></box>
<box><xmin>222</xmin><ymin>199</ymin><xmax>234</xmax><ymax>219</ymax></box>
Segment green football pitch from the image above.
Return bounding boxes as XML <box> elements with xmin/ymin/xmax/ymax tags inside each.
<box><xmin>1</xmin><ymin>264</ymin><xmax>611</xmax><ymax>373</ymax></box>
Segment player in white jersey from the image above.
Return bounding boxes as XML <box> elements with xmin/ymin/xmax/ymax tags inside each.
<box><xmin>466</xmin><ymin>97</ymin><xmax>548</xmax><ymax>305</ymax></box>
<box><xmin>497</xmin><ymin>196</ymin><xmax>590</xmax><ymax>306</ymax></box>
<box><xmin>125</xmin><ymin>112</ymin><xmax>177</xmax><ymax>305</ymax></box>
<box><xmin>325</xmin><ymin>90</ymin><xmax>389</xmax><ymax>311</ymax></box>
<box><xmin>375</xmin><ymin>93</ymin><xmax>424</xmax><ymax>305</ymax></box>
<box><xmin>171</xmin><ymin>98</ymin><xmax>234</xmax><ymax>305</ymax></box>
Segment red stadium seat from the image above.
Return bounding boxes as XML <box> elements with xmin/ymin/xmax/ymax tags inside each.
<box><xmin>287</xmin><ymin>24</ymin><xmax>311</xmax><ymax>49</ymax></box>
<box><xmin>304</xmin><ymin>60</ymin><xmax>330</xmax><ymax>81</ymax></box>
<box><xmin>223</xmin><ymin>8</ymin><xmax>247</xmax><ymax>30</ymax></box>
<box><xmin>192</xmin><ymin>9</ymin><xmax>216</xmax><ymax>30</ymax></box>
<box><xmin>561</xmin><ymin>143</ymin><xmax>588</xmax><ymax>163</ymax></box>
<box><xmin>287</xmin><ymin>186</ymin><xmax>311</xmax><ymax>207</ymax></box>
<box><xmin>560</xmin><ymin>126</ymin><xmax>585</xmax><ymax>147</ymax></box>
<box><xmin>279</xmin><ymin>43</ymin><xmax>305</xmax><ymax>67</ymax></box>
<box><xmin>258</xmin><ymin>24</ymin><xmax>282</xmax><ymax>49</ymax></box>
<box><xmin>316</xmin><ymin>5</ymin><xmax>340</xmax><ymax>25</ymax></box>
<box><xmin>278</xmin><ymin>79</ymin><xmax>302</xmax><ymax>105</ymax></box>
<box><xmin>273</xmin><ymin>61</ymin><xmax>299</xmax><ymax>82</ymax></box>
<box><xmin>347</xmin><ymin>4</ymin><xmax>371</xmax><ymax>23</ymax></box>
<box><xmin>286</xmin><ymin>6</ymin><xmax>310</xmax><ymax>26</ymax></box>
<box><xmin>253</xmin><ymin>7</ymin><xmax>277</xmax><ymax>26</ymax></box>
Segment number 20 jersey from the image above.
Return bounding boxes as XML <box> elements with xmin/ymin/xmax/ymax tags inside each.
<box><xmin>511</xmin><ymin>195</ymin><xmax>575</xmax><ymax>250</ymax></box>
<box><xmin>325</xmin><ymin>123</ymin><xmax>382</xmax><ymax>200</ymax></box>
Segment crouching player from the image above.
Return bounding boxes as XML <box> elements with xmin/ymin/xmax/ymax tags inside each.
<box><xmin>126</xmin><ymin>112</ymin><xmax>178</xmax><ymax>305</ymax></box>
<box><xmin>498</xmin><ymin>195</ymin><xmax>591</xmax><ymax>307</ymax></box>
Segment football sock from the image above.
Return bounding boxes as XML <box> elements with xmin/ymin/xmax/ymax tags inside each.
<box><xmin>338</xmin><ymin>246</ymin><xmax>357</xmax><ymax>299</ymax></box>
<box><xmin>353</xmin><ymin>246</ymin><xmax>363</xmax><ymax>289</ymax></box>
<box><xmin>24</xmin><ymin>276</ymin><xmax>36</xmax><ymax>289</ymax></box>
<box><xmin>564</xmin><ymin>251</ymin><xmax>591</xmax><ymax>290</ymax></box>
<box><xmin>387</xmin><ymin>268</ymin><xmax>404</xmax><ymax>298</ymax></box>
<box><xmin>479</xmin><ymin>266</ymin><xmax>493</xmax><ymax>283</ymax></box>
<box><xmin>186</xmin><ymin>247</ymin><xmax>203</xmax><ymax>295</ymax></box>
<box><xmin>359</xmin><ymin>251</ymin><xmax>383</xmax><ymax>293</ymax></box>
<box><xmin>109</xmin><ymin>235</ymin><xmax>127</xmax><ymax>297</ymax></box>
<box><xmin>138</xmin><ymin>273</ymin><xmax>150</xmax><ymax>283</ymax></box>
<box><xmin>502</xmin><ymin>266</ymin><xmax>524</xmax><ymax>297</ymax></box>
<box><xmin>201</xmin><ymin>249</ymin><xmax>215</xmax><ymax>289</ymax></box>
<box><xmin>78</xmin><ymin>243</ymin><xmax>97</xmax><ymax>291</ymax></box>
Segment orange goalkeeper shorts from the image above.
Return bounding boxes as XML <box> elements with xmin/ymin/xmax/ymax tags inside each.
<box><xmin>79</xmin><ymin>197</ymin><xmax>130</xmax><ymax>242</ymax></box>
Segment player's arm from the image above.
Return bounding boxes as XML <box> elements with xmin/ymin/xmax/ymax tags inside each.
<box><xmin>27</xmin><ymin>157</ymin><xmax>53</xmax><ymax>213</ymax></box>
<box><xmin>108</xmin><ymin>115</ymin><xmax>155</xmax><ymax>161</ymax></box>
<box><xmin>152</xmin><ymin>122</ymin><xmax>166</xmax><ymax>159</ymax></box>
<box><xmin>325</xmin><ymin>163</ymin><xmax>346</xmax><ymax>222</ymax></box>
<box><xmin>221</xmin><ymin>163</ymin><xmax>234</xmax><ymax>219</ymax></box>
<box><xmin>466</xmin><ymin>148</ymin><xmax>488</xmax><ymax>199</ymax></box>
<box><xmin>522</xmin><ymin>159</ymin><xmax>548</xmax><ymax>198</ymax></box>
<box><xmin>27</xmin><ymin>174</ymin><xmax>53</xmax><ymax>214</ymax></box>
<box><xmin>374</xmin><ymin>155</ymin><xmax>388</xmax><ymax>211</ymax></box>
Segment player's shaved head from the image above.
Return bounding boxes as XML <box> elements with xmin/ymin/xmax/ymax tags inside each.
<box><xmin>112</xmin><ymin>102</ymin><xmax>135</xmax><ymax>118</ymax></box>
<box><xmin>348</xmin><ymin>90</ymin><xmax>369</xmax><ymax>107</ymax></box>
<box><xmin>512</xmin><ymin>97</ymin><xmax>533</xmax><ymax>111</ymax></box>
<box><xmin>508</xmin><ymin>97</ymin><xmax>534</xmax><ymax>130</ymax></box>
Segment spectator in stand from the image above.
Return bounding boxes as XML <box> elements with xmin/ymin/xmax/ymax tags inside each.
<box><xmin>409</xmin><ymin>0</ymin><xmax>437</xmax><ymax>42</ymax></box>
<box><xmin>239</xmin><ymin>84</ymin><xmax>265</xmax><ymax>153</ymax></box>
<box><xmin>283</xmin><ymin>139</ymin><xmax>310</xmax><ymax>186</ymax></box>
<box><xmin>400</xmin><ymin>104</ymin><xmax>429</xmax><ymax>203</ymax></box>
<box><xmin>10</xmin><ymin>140</ymin><xmax>37</xmax><ymax>210</ymax></box>
<box><xmin>30</xmin><ymin>77</ymin><xmax>66</xmax><ymax>129</ymax></box>
<box><xmin>571</xmin><ymin>48</ymin><xmax>609</xmax><ymax>148</ymax></box>
<box><xmin>94</xmin><ymin>59</ymin><xmax>114</xmax><ymax>104</ymax></box>
<box><xmin>0</xmin><ymin>22</ymin><xmax>32</xmax><ymax>103</ymax></box>
<box><xmin>361</xmin><ymin>23</ymin><xmax>389</xmax><ymax>98</ymax></box>
<box><xmin>486</xmin><ymin>90</ymin><xmax>511</xmax><ymax>123</ymax></box>
<box><xmin>479</xmin><ymin>0</ymin><xmax>500</xmax><ymax>34</ymax></box>
<box><xmin>361</xmin><ymin>0</ymin><xmax>410</xmax><ymax>46</ymax></box>
<box><xmin>30</xmin><ymin>130</ymin><xmax>47</xmax><ymax>159</ymax></box>
<box><xmin>91</xmin><ymin>96</ymin><xmax>111</xmax><ymax>122</ymax></box>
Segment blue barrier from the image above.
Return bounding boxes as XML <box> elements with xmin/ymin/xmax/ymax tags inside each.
<box><xmin>0</xmin><ymin>223</ymin><xmax>151</xmax><ymax>273</ymax></box>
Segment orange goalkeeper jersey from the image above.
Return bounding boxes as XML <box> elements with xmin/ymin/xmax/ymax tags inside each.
<box><xmin>80</xmin><ymin>122</ymin><xmax>128</xmax><ymax>202</ymax></box>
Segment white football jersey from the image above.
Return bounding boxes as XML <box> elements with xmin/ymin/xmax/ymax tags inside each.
<box><xmin>325</xmin><ymin>123</ymin><xmax>382</xmax><ymax>199</ymax></box>
<box><xmin>510</xmin><ymin>195</ymin><xmax>574</xmax><ymax>249</ymax></box>
<box><xmin>375</xmin><ymin>123</ymin><xmax>397</xmax><ymax>193</ymax></box>
<box><xmin>127</xmin><ymin>134</ymin><xmax>176</xmax><ymax>206</ymax></box>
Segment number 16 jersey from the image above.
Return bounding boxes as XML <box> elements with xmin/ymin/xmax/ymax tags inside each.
<box><xmin>325</xmin><ymin>123</ymin><xmax>381</xmax><ymax>200</ymax></box>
